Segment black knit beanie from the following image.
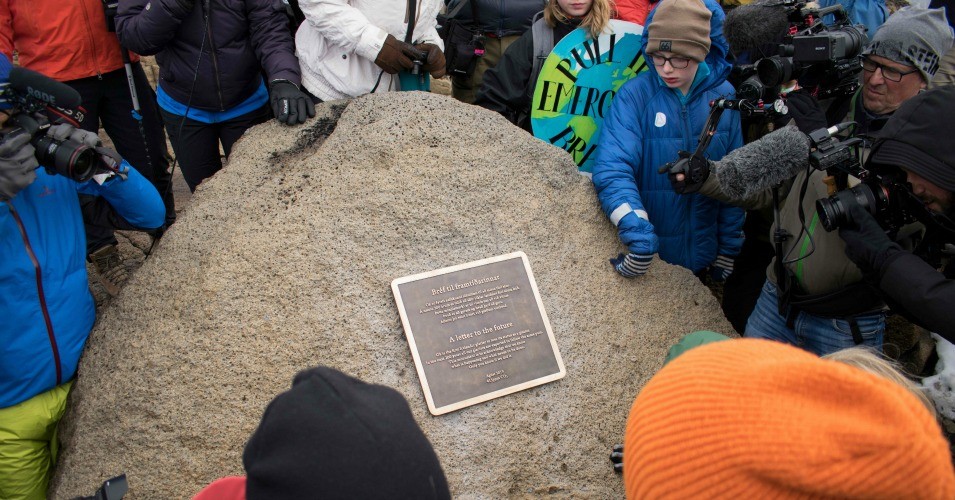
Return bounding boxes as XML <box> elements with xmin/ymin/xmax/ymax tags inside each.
<box><xmin>243</xmin><ymin>367</ymin><xmax>451</xmax><ymax>500</ymax></box>
<box><xmin>869</xmin><ymin>85</ymin><xmax>955</xmax><ymax>192</ymax></box>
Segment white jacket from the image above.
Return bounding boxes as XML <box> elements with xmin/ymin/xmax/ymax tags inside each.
<box><xmin>296</xmin><ymin>0</ymin><xmax>443</xmax><ymax>101</ymax></box>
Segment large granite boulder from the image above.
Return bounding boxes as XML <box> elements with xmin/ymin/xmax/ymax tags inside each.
<box><xmin>51</xmin><ymin>92</ymin><xmax>733</xmax><ymax>498</ymax></box>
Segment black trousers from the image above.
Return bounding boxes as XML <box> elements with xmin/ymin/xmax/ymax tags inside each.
<box><xmin>722</xmin><ymin>211</ymin><xmax>776</xmax><ymax>333</ymax></box>
<box><xmin>160</xmin><ymin>103</ymin><xmax>271</xmax><ymax>192</ymax></box>
<box><xmin>68</xmin><ymin>62</ymin><xmax>175</xmax><ymax>254</ymax></box>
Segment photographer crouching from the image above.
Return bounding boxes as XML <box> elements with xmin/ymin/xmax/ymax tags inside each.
<box><xmin>0</xmin><ymin>55</ymin><xmax>164</xmax><ymax>499</ymax></box>
<box><xmin>834</xmin><ymin>85</ymin><xmax>955</xmax><ymax>344</ymax></box>
<box><xmin>665</xmin><ymin>83</ymin><xmax>955</xmax><ymax>357</ymax></box>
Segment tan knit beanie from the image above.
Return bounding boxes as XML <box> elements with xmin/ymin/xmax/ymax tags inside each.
<box><xmin>623</xmin><ymin>339</ymin><xmax>955</xmax><ymax>499</ymax></box>
<box><xmin>646</xmin><ymin>0</ymin><xmax>712</xmax><ymax>62</ymax></box>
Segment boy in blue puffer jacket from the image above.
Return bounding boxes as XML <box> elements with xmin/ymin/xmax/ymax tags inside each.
<box><xmin>592</xmin><ymin>0</ymin><xmax>743</xmax><ymax>280</ymax></box>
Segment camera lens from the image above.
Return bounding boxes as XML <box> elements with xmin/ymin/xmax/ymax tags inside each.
<box><xmin>737</xmin><ymin>75</ymin><xmax>766</xmax><ymax>101</ymax></box>
<box><xmin>756</xmin><ymin>56</ymin><xmax>796</xmax><ymax>88</ymax></box>
<box><xmin>32</xmin><ymin>136</ymin><xmax>96</xmax><ymax>182</ymax></box>
<box><xmin>828</xmin><ymin>25</ymin><xmax>866</xmax><ymax>60</ymax></box>
<box><xmin>816</xmin><ymin>183</ymin><xmax>880</xmax><ymax>232</ymax></box>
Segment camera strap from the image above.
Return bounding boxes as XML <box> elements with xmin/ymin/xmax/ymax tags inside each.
<box><xmin>441</xmin><ymin>0</ymin><xmax>479</xmax><ymax>27</ymax></box>
<box><xmin>404</xmin><ymin>0</ymin><xmax>418</xmax><ymax>44</ymax></box>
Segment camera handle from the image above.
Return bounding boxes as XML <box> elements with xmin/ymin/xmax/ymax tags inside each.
<box><xmin>660</xmin><ymin>102</ymin><xmax>726</xmax><ymax>193</ymax></box>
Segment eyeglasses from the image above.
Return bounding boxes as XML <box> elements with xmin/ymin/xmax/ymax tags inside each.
<box><xmin>861</xmin><ymin>56</ymin><xmax>919</xmax><ymax>82</ymax></box>
<box><xmin>650</xmin><ymin>54</ymin><xmax>691</xmax><ymax>69</ymax></box>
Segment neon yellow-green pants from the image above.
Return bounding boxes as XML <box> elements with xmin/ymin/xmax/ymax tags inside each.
<box><xmin>0</xmin><ymin>380</ymin><xmax>73</xmax><ymax>500</ymax></box>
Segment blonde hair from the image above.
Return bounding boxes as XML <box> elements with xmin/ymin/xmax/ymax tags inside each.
<box><xmin>823</xmin><ymin>347</ymin><xmax>936</xmax><ymax>417</ymax></box>
<box><xmin>544</xmin><ymin>0</ymin><xmax>614</xmax><ymax>39</ymax></box>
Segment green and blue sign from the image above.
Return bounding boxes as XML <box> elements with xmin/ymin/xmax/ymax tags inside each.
<box><xmin>531</xmin><ymin>20</ymin><xmax>647</xmax><ymax>177</ymax></box>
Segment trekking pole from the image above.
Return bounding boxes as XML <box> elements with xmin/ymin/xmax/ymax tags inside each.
<box><xmin>103</xmin><ymin>0</ymin><xmax>155</xmax><ymax>176</ymax></box>
<box><xmin>120</xmin><ymin>47</ymin><xmax>155</xmax><ymax>179</ymax></box>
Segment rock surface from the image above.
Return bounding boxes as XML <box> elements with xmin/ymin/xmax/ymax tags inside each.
<box><xmin>52</xmin><ymin>92</ymin><xmax>733</xmax><ymax>499</ymax></box>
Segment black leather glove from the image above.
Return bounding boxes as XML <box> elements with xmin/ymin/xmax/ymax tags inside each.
<box><xmin>658</xmin><ymin>152</ymin><xmax>710</xmax><ymax>194</ymax></box>
<box><xmin>415</xmin><ymin>43</ymin><xmax>446</xmax><ymax>79</ymax></box>
<box><xmin>270</xmin><ymin>80</ymin><xmax>315</xmax><ymax>126</ymax></box>
<box><xmin>375</xmin><ymin>35</ymin><xmax>422</xmax><ymax>74</ymax></box>
<box><xmin>0</xmin><ymin>132</ymin><xmax>39</xmax><ymax>201</ymax></box>
<box><xmin>778</xmin><ymin>89</ymin><xmax>827</xmax><ymax>134</ymax></box>
<box><xmin>838</xmin><ymin>202</ymin><xmax>902</xmax><ymax>275</ymax></box>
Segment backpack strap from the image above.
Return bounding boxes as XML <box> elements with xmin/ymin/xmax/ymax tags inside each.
<box><xmin>519</xmin><ymin>12</ymin><xmax>556</xmax><ymax>130</ymax></box>
<box><xmin>530</xmin><ymin>12</ymin><xmax>553</xmax><ymax>90</ymax></box>
<box><xmin>443</xmin><ymin>0</ymin><xmax>480</xmax><ymax>27</ymax></box>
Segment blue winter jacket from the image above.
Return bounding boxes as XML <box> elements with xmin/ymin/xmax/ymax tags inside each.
<box><xmin>0</xmin><ymin>164</ymin><xmax>164</xmax><ymax>408</ymax></box>
<box><xmin>592</xmin><ymin>0</ymin><xmax>744</xmax><ymax>273</ymax></box>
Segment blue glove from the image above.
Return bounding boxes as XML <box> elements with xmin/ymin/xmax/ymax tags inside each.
<box><xmin>709</xmin><ymin>254</ymin><xmax>735</xmax><ymax>283</ymax></box>
<box><xmin>611</xmin><ymin>252</ymin><xmax>653</xmax><ymax>278</ymax></box>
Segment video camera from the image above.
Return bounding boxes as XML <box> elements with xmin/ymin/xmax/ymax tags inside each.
<box><xmin>729</xmin><ymin>0</ymin><xmax>866</xmax><ymax>105</ymax></box>
<box><xmin>0</xmin><ymin>68</ymin><xmax>97</xmax><ymax>182</ymax></box>
<box><xmin>806</xmin><ymin>124</ymin><xmax>917</xmax><ymax>234</ymax></box>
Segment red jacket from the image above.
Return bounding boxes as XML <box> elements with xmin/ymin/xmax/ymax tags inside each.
<box><xmin>193</xmin><ymin>477</ymin><xmax>246</xmax><ymax>500</ymax></box>
<box><xmin>615</xmin><ymin>0</ymin><xmax>659</xmax><ymax>26</ymax></box>
<box><xmin>0</xmin><ymin>0</ymin><xmax>139</xmax><ymax>82</ymax></box>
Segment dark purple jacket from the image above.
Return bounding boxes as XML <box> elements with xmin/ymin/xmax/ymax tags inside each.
<box><xmin>116</xmin><ymin>0</ymin><xmax>300</xmax><ymax>111</ymax></box>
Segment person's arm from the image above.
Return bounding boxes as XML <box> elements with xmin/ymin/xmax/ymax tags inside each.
<box><xmin>697</xmin><ymin>164</ymin><xmax>790</xmax><ymax>211</ymax></box>
<box><xmin>297</xmin><ymin>0</ymin><xmax>389</xmax><ymax>62</ymax></box>
<box><xmin>116</xmin><ymin>0</ymin><xmax>194</xmax><ymax>56</ymax></box>
<box><xmin>712</xmin><ymin>110</ymin><xmax>745</xmax><ymax>279</ymax></box>
<box><xmin>414</xmin><ymin>2</ymin><xmax>443</xmax><ymax>50</ymax></box>
<box><xmin>247</xmin><ymin>0</ymin><xmax>301</xmax><ymax>86</ymax></box>
<box><xmin>681</xmin><ymin>117</ymin><xmax>793</xmax><ymax>210</ymax></box>
<box><xmin>475</xmin><ymin>30</ymin><xmax>534</xmax><ymax>127</ymax></box>
<box><xmin>592</xmin><ymin>82</ymin><xmax>659</xmax><ymax>276</ymax></box>
<box><xmin>44</xmin><ymin>124</ymin><xmax>165</xmax><ymax>229</ymax></box>
<box><xmin>77</xmin><ymin>160</ymin><xmax>166</xmax><ymax>230</ymax></box>
<box><xmin>879</xmin><ymin>251</ymin><xmax>955</xmax><ymax>341</ymax></box>
<box><xmin>712</xmin><ymin>202</ymin><xmax>744</xmax><ymax>278</ymax></box>
<box><xmin>839</xmin><ymin>202</ymin><xmax>955</xmax><ymax>341</ymax></box>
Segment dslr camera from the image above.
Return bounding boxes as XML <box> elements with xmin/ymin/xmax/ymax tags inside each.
<box><xmin>0</xmin><ymin>84</ymin><xmax>97</xmax><ymax>182</ymax></box>
<box><xmin>735</xmin><ymin>1</ymin><xmax>866</xmax><ymax>103</ymax></box>
<box><xmin>806</xmin><ymin>125</ymin><xmax>916</xmax><ymax>233</ymax></box>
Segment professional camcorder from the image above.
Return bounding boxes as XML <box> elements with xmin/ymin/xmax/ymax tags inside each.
<box><xmin>807</xmin><ymin>125</ymin><xmax>917</xmax><ymax>234</ymax></box>
<box><xmin>727</xmin><ymin>0</ymin><xmax>867</xmax><ymax>103</ymax></box>
<box><xmin>0</xmin><ymin>69</ymin><xmax>97</xmax><ymax>182</ymax></box>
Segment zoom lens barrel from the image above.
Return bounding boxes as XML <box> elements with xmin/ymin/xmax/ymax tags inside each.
<box><xmin>816</xmin><ymin>183</ymin><xmax>883</xmax><ymax>232</ymax></box>
<box><xmin>31</xmin><ymin>136</ymin><xmax>96</xmax><ymax>182</ymax></box>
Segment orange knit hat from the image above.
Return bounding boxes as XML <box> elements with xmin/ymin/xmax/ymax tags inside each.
<box><xmin>623</xmin><ymin>339</ymin><xmax>955</xmax><ymax>499</ymax></box>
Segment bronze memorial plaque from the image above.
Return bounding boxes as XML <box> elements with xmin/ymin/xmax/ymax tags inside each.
<box><xmin>392</xmin><ymin>252</ymin><xmax>566</xmax><ymax>415</ymax></box>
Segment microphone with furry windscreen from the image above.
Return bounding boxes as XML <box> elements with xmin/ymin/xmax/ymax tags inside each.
<box><xmin>723</xmin><ymin>0</ymin><xmax>792</xmax><ymax>56</ymax></box>
<box><xmin>662</xmin><ymin>126</ymin><xmax>811</xmax><ymax>199</ymax></box>
<box><xmin>714</xmin><ymin>125</ymin><xmax>810</xmax><ymax>200</ymax></box>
